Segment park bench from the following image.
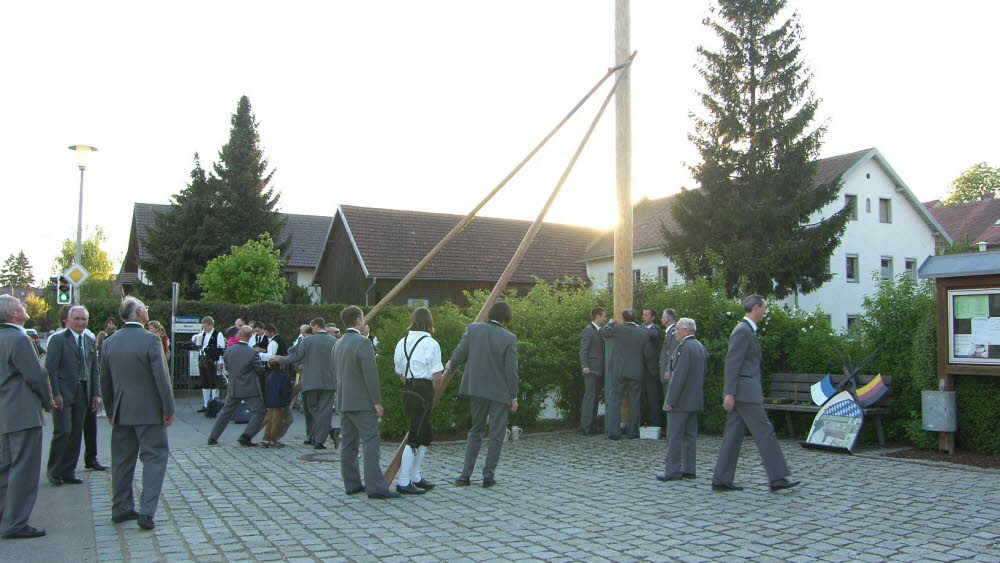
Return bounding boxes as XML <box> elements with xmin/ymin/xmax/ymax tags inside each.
<box><xmin>763</xmin><ymin>373</ymin><xmax>893</xmax><ymax>446</ymax></box>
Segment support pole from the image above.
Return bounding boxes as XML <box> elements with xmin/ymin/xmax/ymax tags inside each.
<box><xmin>613</xmin><ymin>0</ymin><xmax>633</xmax><ymax>318</ymax></box>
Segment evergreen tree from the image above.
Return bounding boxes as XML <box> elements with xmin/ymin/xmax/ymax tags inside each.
<box><xmin>0</xmin><ymin>251</ymin><xmax>35</xmax><ymax>287</ymax></box>
<box><xmin>662</xmin><ymin>0</ymin><xmax>849</xmax><ymax>299</ymax></box>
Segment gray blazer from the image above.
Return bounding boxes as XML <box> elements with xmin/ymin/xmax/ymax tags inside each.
<box><xmin>334</xmin><ymin>329</ymin><xmax>381</xmax><ymax>412</ymax></box>
<box><xmin>600</xmin><ymin>322</ymin><xmax>649</xmax><ymax>381</ymax></box>
<box><xmin>0</xmin><ymin>325</ymin><xmax>53</xmax><ymax>433</ymax></box>
<box><xmin>659</xmin><ymin>324</ymin><xmax>678</xmax><ymax>376</ymax></box>
<box><xmin>100</xmin><ymin>323</ymin><xmax>176</xmax><ymax>426</ymax></box>
<box><xmin>579</xmin><ymin>323</ymin><xmax>604</xmax><ymax>374</ymax></box>
<box><xmin>664</xmin><ymin>336</ymin><xmax>706</xmax><ymax>412</ymax></box>
<box><xmin>224</xmin><ymin>342</ymin><xmax>265</xmax><ymax>399</ymax></box>
<box><xmin>279</xmin><ymin>331</ymin><xmax>337</xmax><ymax>392</ymax></box>
<box><xmin>44</xmin><ymin>329</ymin><xmax>99</xmax><ymax>404</ymax></box>
<box><xmin>449</xmin><ymin>321</ymin><xmax>518</xmax><ymax>404</ymax></box>
<box><xmin>723</xmin><ymin>319</ymin><xmax>764</xmax><ymax>403</ymax></box>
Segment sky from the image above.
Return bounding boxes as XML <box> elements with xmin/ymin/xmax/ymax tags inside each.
<box><xmin>3</xmin><ymin>1</ymin><xmax>999</xmax><ymax>283</ymax></box>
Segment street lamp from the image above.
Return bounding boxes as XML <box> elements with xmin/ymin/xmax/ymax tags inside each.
<box><xmin>68</xmin><ymin>144</ymin><xmax>97</xmax><ymax>304</ymax></box>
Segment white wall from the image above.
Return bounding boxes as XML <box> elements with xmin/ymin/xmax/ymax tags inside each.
<box><xmin>287</xmin><ymin>267</ymin><xmax>320</xmax><ymax>304</ymax></box>
<box><xmin>586</xmin><ymin>248</ymin><xmax>686</xmax><ymax>290</ymax></box>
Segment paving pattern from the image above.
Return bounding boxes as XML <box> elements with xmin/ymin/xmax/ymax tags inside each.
<box><xmin>90</xmin><ymin>426</ymin><xmax>1000</xmax><ymax>562</ymax></box>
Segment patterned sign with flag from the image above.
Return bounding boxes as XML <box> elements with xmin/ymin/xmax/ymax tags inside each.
<box><xmin>810</xmin><ymin>375</ymin><xmax>836</xmax><ymax>406</ymax></box>
<box><xmin>805</xmin><ymin>391</ymin><xmax>864</xmax><ymax>452</ymax></box>
<box><xmin>856</xmin><ymin>374</ymin><xmax>889</xmax><ymax>407</ymax></box>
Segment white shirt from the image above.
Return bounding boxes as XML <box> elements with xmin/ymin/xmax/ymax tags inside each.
<box><xmin>742</xmin><ymin>316</ymin><xmax>758</xmax><ymax>332</ymax></box>
<box><xmin>393</xmin><ymin>331</ymin><xmax>443</xmax><ymax>380</ymax></box>
<box><xmin>192</xmin><ymin>329</ymin><xmax>225</xmax><ymax>363</ymax></box>
<box><xmin>47</xmin><ymin>326</ymin><xmax>94</xmax><ymax>347</ymax></box>
<box><xmin>258</xmin><ymin>336</ymin><xmax>279</xmax><ymax>361</ymax></box>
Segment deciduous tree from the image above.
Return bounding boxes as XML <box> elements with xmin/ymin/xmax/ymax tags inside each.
<box><xmin>941</xmin><ymin>162</ymin><xmax>1000</xmax><ymax>205</ymax></box>
<box><xmin>56</xmin><ymin>227</ymin><xmax>114</xmax><ymax>280</ymax></box>
<box><xmin>197</xmin><ymin>233</ymin><xmax>288</xmax><ymax>304</ymax></box>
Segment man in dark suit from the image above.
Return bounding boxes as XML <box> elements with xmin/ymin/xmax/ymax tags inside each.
<box><xmin>711</xmin><ymin>295</ymin><xmax>800</xmax><ymax>492</ymax></box>
<box><xmin>447</xmin><ymin>301</ymin><xmax>519</xmax><ymax>488</ymax></box>
<box><xmin>0</xmin><ymin>295</ymin><xmax>54</xmax><ymax>539</ymax></box>
<box><xmin>44</xmin><ymin>305</ymin><xmax>101</xmax><ymax>486</ymax></box>
<box><xmin>334</xmin><ymin>306</ymin><xmax>397</xmax><ymax>499</ymax></box>
<box><xmin>100</xmin><ymin>297</ymin><xmax>176</xmax><ymax>530</ymax></box>
<box><xmin>272</xmin><ymin>318</ymin><xmax>337</xmax><ymax>449</ymax></box>
<box><xmin>601</xmin><ymin>309</ymin><xmax>650</xmax><ymax>439</ymax></box>
<box><xmin>657</xmin><ymin>318</ymin><xmax>706</xmax><ymax>481</ymax></box>
<box><xmin>208</xmin><ymin>326</ymin><xmax>266</xmax><ymax>447</ymax></box>
<box><xmin>578</xmin><ymin>307</ymin><xmax>606</xmax><ymax>435</ymax></box>
<box><xmin>639</xmin><ymin>308</ymin><xmax>664</xmax><ymax>431</ymax></box>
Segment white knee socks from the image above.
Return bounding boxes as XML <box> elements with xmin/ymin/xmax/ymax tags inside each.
<box><xmin>411</xmin><ymin>445</ymin><xmax>428</xmax><ymax>484</ymax></box>
<box><xmin>202</xmin><ymin>388</ymin><xmax>218</xmax><ymax>407</ymax></box>
<box><xmin>398</xmin><ymin>445</ymin><xmax>414</xmax><ymax>486</ymax></box>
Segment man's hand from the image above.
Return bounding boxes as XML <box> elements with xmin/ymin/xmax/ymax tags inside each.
<box><xmin>665</xmin><ymin>404</ymin><xmax>673</xmax><ymax>412</ymax></box>
<box><xmin>362</xmin><ymin>324</ymin><xmax>371</xmax><ymax>337</ymax></box>
<box><xmin>53</xmin><ymin>395</ymin><xmax>64</xmax><ymax>410</ymax></box>
<box><xmin>268</xmin><ymin>356</ymin><xmax>281</xmax><ymax>368</ymax></box>
<box><xmin>722</xmin><ymin>394</ymin><xmax>735</xmax><ymax>412</ymax></box>
<box><xmin>91</xmin><ymin>396</ymin><xmax>102</xmax><ymax>411</ymax></box>
<box><xmin>43</xmin><ymin>401</ymin><xmax>56</xmax><ymax>413</ymax></box>
<box><xmin>662</xmin><ymin>371</ymin><xmax>670</xmax><ymax>382</ymax></box>
<box><xmin>373</xmin><ymin>403</ymin><xmax>384</xmax><ymax>418</ymax></box>
<box><xmin>583</xmin><ymin>367</ymin><xmax>591</xmax><ymax>375</ymax></box>
<box><xmin>509</xmin><ymin>399</ymin><xmax>518</xmax><ymax>412</ymax></box>
<box><xmin>163</xmin><ymin>415</ymin><xmax>175</xmax><ymax>427</ymax></box>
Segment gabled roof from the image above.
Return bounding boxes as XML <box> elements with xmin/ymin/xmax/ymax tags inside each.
<box><xmin>581</xmin><ymin>148</ymin><xmax>952</xmax><ymax>261</ymax></box>
<box><xmin>126</xmin><ymin>203</ymin><xmax>332</xmax><ymax>270</ymax></box>
<box><xmin>924</xmin><ymin>198</ymin><xmax>1000</xmax><ymax>246</ymax></box>
<box><xmin>335</xmin><ymin>205</ymin><xmax>601</xmax><ymax>283</ymax></box>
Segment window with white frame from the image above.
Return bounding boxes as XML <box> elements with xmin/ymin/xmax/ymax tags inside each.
<box><xmin>846</xmin><ymin>254</ymin><xmax>859</xmax><ymax>283</ymax></box>
<box><xmin>880</xmin><ymin>256</ymin><xmax>893</xmax><ymax>281</ymax></box>
<box><xmin>905</xmin><ymin>258</ymin><xmax>917</xmax><ymax>281</ymax></box>
<box><xmin>657</xmin><ymin>266</ymin><xmax>669</xmax><ymax>286</ymax></box>
<box><xmin>845</xmin><ymin>194</ymin><xmax>858</xmax><ymax>221</ymax></box>
<box><xmin>879</xmin><ymin>198</ymin><xmax>892</xmax><ymax>223</ymax></box>
<box><xmin>406</xmin><ymin>298</ymin><xmax>430</xmax><ymax>308</ymax></box>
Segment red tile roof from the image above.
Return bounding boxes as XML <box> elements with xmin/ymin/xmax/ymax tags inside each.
<box><xmin>924</xmin><ymin>198</ymin><xmax>1000</xmax><ymax>246</ymax></box>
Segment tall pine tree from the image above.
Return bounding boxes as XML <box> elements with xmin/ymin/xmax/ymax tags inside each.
<box><xmin>662</xmin><ymin>0</ymin><xmax>849</xmax><ymax>299</ymax></box>
<box><xmin>0</xmin><ymin>251</ymin><xmax>35</xmax><ymax>288</ymax></box>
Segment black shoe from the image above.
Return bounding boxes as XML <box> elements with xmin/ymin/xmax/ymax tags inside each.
<box><xmin>656</xmin><ymin>474</ymin><xmax>682</xmax><ymax>481</ymax></box>
<box><xmin>367</xmin><ymin>491</ymin><xmax>401</xmax><ymax>499</ymax></box>
<box><xmin>412</xmin><ymin>478</ymin><xmax>436</xmax><ymax>490</ymax></box>
<box><xmin>86</xmin><ymin>461</ymin><xmax>108</xmax><ymax>471</ymax></box>
<box><xmin>47</xmin><ymin>475</ymin><xmax>62</xmax><ymax>486</ymax></box>
<box><xmin>770</xmin><ymin>478</ymin><xmax>801</xmax><ymax>492</ymax></box>
<box><xmin>112</xmin><ymin>510</ymin><xmax>139</xmax><ymax>523</ymax></box>
<box><xmin>682</xmin><ymin>473</ymin><xmax>696</xmax><ymax>480</ymax></box>
<box><xmin>137</xmin><ymin>515</ymin><xmax>155</xmax><ymax>530</ymax></box>
<box><xmin>345</xmin><ymin>486</ymin><xmax>365</xmax><ymax>495</ymax></box>
<box><xmin>1</xmin><ymin>526</ymin><xmax>45</xmax><ymax>539</ymax></box>
<box><xmin>454</xmin><ymin>476</ymin><xmax>471</xmax><ymax>486</ymax></box>
<box><xmin>207</xmin><ymin>438</ymin><xmax>218</xmax><ymax>446</ymax></box>
<box><xmin>303</xmin><ymin>439</ymin><xmax>313</xmax><ymax>446</ymax></box>
<box><xmin>482</xmin><ymin>477</ymin><xmax>496</xmax><ymax>488</ymax></box>
<box><xmin>711</xmin><ymin>482</ymin><xmax>744</xmax><ymax>492</ymax></box>
<box><xmin>237</xmin><ymin>436</ymin><xmax>257</xmax><ymax>447</ymax></box>
<box><xmin>197</xmin><ymin>406</ymin><xmax>207</xmax><ymax>413</ymax></box>
<box><xmin>624</xmin><ymin>434</ymin><xmax>639</xmax><ymax>439</ymax></box>
<box><xmin>396</xmin><ymin>483</ymin><xmax>426</xmax><ymax>495</ymax></box>
<box><xmin>313</xmin><ymin>443</ymin><xmax>327</xmax><ymax>450</ymax></box>
<box><xmin>608</xmin><ymin>435</ymin><xmax>621</xmax><ymax>441</ymax></box>
<box><xmin>62</xmin><ymin>477</ymin><xmax>84</xmax><ymax>485</ymax></box>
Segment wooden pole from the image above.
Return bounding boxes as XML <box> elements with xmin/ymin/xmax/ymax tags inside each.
<box><xmin>613</xmin><ymin>0</ymin><xmax>633</xmax><ymax>319</ymax></box>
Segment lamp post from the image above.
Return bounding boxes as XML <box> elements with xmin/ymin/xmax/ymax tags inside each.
<box><xmin>68</xmin><ymin>144</ymin><xmax>97</xmax><ymax>304</ymax></box>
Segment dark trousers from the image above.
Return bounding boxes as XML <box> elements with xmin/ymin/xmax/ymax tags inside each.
<box><xmin>606</xmin><ymin>376</ymin><xmax>641</xmax><ymax>437</ymax></box>
<box><xmin>0</xmin><ymin>427</ymin><xmax>42</xmax><ymax>536</ymax></box>
<box><xmin>403</xmin><ymin>379</ymin><xmax>434</xmax><ymax>448</ymax></box>
<box><xmin>83</xmin><ymin>406</ymin><xmax>98</xmax><ymax>465</ymax></box>
<box><xmin>460</xmin><ymin>397</ymin><xmax>509</xmax><ymax>480</ymax></box>
<box><xmin>47</xmin><ymin>382</ymin><xmax>88</xmax><ymax>480</ymax></box>
<box><xmin>209</xmin><ymin>394</ymin><xmax>266</xmax><ymax>442</ymax></box>
<box><xmin>580</xmin><ymin>372</ymin><xmax>602</xmax><ymax>434</ymax></box>
<box><xmin>641</xmin><ymin>370</ymin><xmax>664</xmax><ymax>428</ymax></box>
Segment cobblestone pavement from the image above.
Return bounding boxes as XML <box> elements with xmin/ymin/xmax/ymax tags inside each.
<box><xmin>89</xmin><ymin>420</ymin><xmax>1000</xmax><ymax>562</ymax></box>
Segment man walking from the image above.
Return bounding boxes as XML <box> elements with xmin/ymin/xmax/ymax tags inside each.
<box><xmin>711</xmin><ymin>295</ymin><xmax>800</xmax><ymax>492</ymax></box>
<box><xmin>100</xmin><ymin>297</ymin><xmax>175</xmax><ymax>530</ymax></box>
<box><xmin>602</xmin><ymin>309</ymin><xmax>650</xmax><ymax>440</ymax></box>
<box><xmin>271</xmin><ymin>318</ymin><xmax>337</xmax><ymax>449</ymax></box>
<box><xmin>579</xmin><ymin>307</ymin><xmax>606</xmax><ymax>436</ymax></box>
<box><xmin>0</xmin><ymin>295</ymin><xmax>54</xmax><ymax>539</ymax></box>
<box><xmin>335</xmin><ymin>306</ymin><xmax>397</xmax><ymax>499</ymax></box>
<box><xmin>44</xmin><ymin>305</ymin><xmax>101</xmax><ymax>486</ymax></box>
<box><xmin>448</xmin><ymin>302</ymin><xmax>519</xmax><ymax>488</ymax></box>
<box><xmin>657</xmin><ymin>318</ymin><xmax>706</xmax><ymax>482</ymax></box>
<box><xmin>208</xmin><ymin>326</ymin><xmax>267</xmax><ymax>447</ymax></box>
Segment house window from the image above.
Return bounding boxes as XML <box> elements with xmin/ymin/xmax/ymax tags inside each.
<box><xmin>657</xmin><ymin>266</ymin><xmax>669</xmax><ymax>286</ymax></box>
<box><xmin>633</xmin><ymin>269</ymin><xmax>641</xmax><ymax>285</ymax></box>
<box><xmin>880</xmin><ymin>257</ymin><xmax>893</xmax><ymax>281</ymax></box>
<box><xmin>866</xmin><ymin>198</ymin><xmax>871</xmax><ymax>213</ymax></box>
<box><xmin>845</xmin><ymin>194</ymin><xmax>858</xmax><ymax>221</ymax></box>
<box><xmin>822</xmin><ymin>315</ymin><xmax>832</xmax><ymax>326</ymax></box>
<box><xmin>905</xmin><ymin>258</ymin><xmax>918</xmax><ymax>281</ymax></box>
<box><xmin>284</xmin><ymin>271</ymin><xmax>299</xmax><ymax>285</ymax></box>
<box><xmin>879</xmin><ymin>198</ymin><xmax>892</xmax><ymax>223</ymax></box>
<box><xmin>846</xmin><ymin>254</ymin><xmax>859</xmax><ymax>283</ymax></box>
<box><xmin>846</xmin><ymin>315</ymin><xmax>859</xmax><ymax>331</ymax></box>
<box><xmin>606</xmin><ymin>272</ymin><xmax>614</xmax><ymax>290</ymax></box>
<box><xmin>406</xmin><ymin>298</ymin><xmax>430</xmax><ymax>308</ymax></box>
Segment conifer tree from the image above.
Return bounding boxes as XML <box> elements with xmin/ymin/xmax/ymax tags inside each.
<box><xmin>662</xmin><ymin>0</ymin><xmax>849</xmax><ymax>299</ymax></box>
<box><xmin>0</xmin><ymin>251</ymin><xmax>35</xmax><ymax>288</ymax></box>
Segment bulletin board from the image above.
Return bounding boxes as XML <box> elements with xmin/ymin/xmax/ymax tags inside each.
<box><xmin>948</xmin><ymin>288</ymin><xmax>1000</xmax><ymax>364</ymax></box>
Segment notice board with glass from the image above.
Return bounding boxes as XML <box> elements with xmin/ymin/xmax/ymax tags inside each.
<box><xmin>949</xmin><ymin>288</ymin><xmax>1000</xmax><ymax>364</ymax></box>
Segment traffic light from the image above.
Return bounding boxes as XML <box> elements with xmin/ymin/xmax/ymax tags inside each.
<box><xmin>56</xmin><ymin>276</ymin><xmax>71</xmax><ymax>305</ymax></box>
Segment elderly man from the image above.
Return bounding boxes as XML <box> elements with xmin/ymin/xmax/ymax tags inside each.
<box><xmin>44</xmin><ymin>305</ymin><xmax>101</xmax><ymax>486</ymax></box>
<box><xmin>657</xmin><ymin>318</ymin><xmax>706</xmax><ymax>482</ymax></box>
<box><xmin>100</xmin><ymin>297</ymin><xmax>175</xmax><ymax>530</ymax></box>
<box><xmin>208</xmin><ymin>326</ymin><xmax>266</xmax><ymax>447</ymax></box>
<box><xmin>0</xmin><ymin>295</ymin><xmax>55</xmax><ymax>539</ymax></box>
<box><xmin>271</xmin><ymin>318</ymin><xmax>338</xmax><ymax>449</ymax></box>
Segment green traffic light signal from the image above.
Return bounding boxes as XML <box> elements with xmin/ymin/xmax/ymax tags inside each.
<box><xmin>57</xmin><ymin>290</ymin><xmax>70</xmax><ymax>304</ymax></box>
<box><xmin>56</xmin><ymin>277</ymin><xmax>71</xmax><ymax>304</ymax></box>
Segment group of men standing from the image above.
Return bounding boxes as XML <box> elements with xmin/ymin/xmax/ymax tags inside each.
<box><xmin>580</xmin><ymin>295</ymin><xmax>801</xmax><ymax>492</ymax></box>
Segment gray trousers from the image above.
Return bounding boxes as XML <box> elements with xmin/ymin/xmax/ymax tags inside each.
<box><xmin>111</xmin><ymin>424</ymin><xmax>169</xmax><ymax>519</ymax></box>
<box><xmin>302</xmin><ymin>390</ymin><xmax>335</xmax><ymax>446</ymax></box>
<box><xmin>712</xmin><ymin>401</ymin><xmax>789</xmax><ymax>485</ymax></box>
<box><xmin>47</xmin><ymin>383</ymin><xmax>87</xmax><ymax>480</ymax></box>
<box><xmin>579</xmin><ymin>373</ymin><xmax>602</xmax><ymax>433</ymax></box>
<box><xmin>209</xmin><ymin>394</ymin><xmax>266</xmax><ymax>442</ymax></box>
<box><xmin>663</xmin><ymin>411</ymin><xmax>699</xmax><ymax>477</ymax></box>
<box><xmin>606</xmin><ymin>376</ymin><xmax>641</xmax><ymax>437</ymax></box>
<box><xmin>0</xmin><ymin>427</ymin><xmax>42</xmax><ymax>536</ymax></box>
<box><xmin>340</xmin><ymin>411</ymin><xmax>388</xmax><ymax>495</ymax></box>
<box><xmin>461</xmin><ymin>397</ymin><xmax>509</xmax><ymax>480</ymax></box>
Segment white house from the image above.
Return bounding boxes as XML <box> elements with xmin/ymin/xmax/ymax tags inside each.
<box><xmin>581</xmin><ymin>148</ymin><xmax>953</xmax><ymax>331</ymax></box>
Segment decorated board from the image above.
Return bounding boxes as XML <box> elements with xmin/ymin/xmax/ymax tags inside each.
<box><xmin>802</xmin><ymin>391</ymin><xmax>864</xmax><ymax>454</ymax></box>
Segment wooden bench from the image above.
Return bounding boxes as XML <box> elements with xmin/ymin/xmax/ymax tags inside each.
<box><xmin>763</xmin><ymin>373</ymin><xmax>893</xmax><ymax>446</ymax></box>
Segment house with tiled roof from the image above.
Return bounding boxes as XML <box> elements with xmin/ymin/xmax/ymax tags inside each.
<box><xmin>581</xmin><ymin>148</ymin><xmax>952</xmax><ymax>331</ymax></box>
<box><xmin>924</xmin><ymin>198</ymin><xmax>1000</xmax><ymax>251</ymax></box>
<box><xmin>314</xmin><ymin>205</ymin><xmax>601</xmax><ymax>307</ymax></box>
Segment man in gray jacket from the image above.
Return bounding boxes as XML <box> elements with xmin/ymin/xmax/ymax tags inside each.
<box><xmin>0</xmin><ymin>295</ymin><xmax>54</xmax><ymax>539</ymax></box>
<box><xmin>657</xmin><ymin>318</ymin><xmax>705</xmax><ymax>482</ymax></box>
<box><xmin>578</xmin><ymin>307</ymin><xmax>606</xmax><ymax>436</ymax></box>
<box><xmin>208</xmin><ymin>326</ymin><xmax>266</xmax><ymax>447</ymax></box>
<box><xmin>447</xmin><ymin>301</ymin><xmax>519</xmax><ymax>488</ymax></box>
<box><xmin>272</xmin><ymin>318</ymin><xmax>337</xmax><ymax>449</ymax></box>
<box><xmin>100</xmin><ymin>297</ymin><xmax>175</xmax><ymax>530</ymax></box>
<box><xmin>711</xmin><ymin>295</ymin><xmax>800</xmax><ymax>492</ymax></box>
<box><xmin>334</xmin><ymin>306</ymin><xmax>396</xmax><ymax>499</ymax></box>
<box><xmin>601</xmin><ymin>309</ymin><xmax>650</xmax><ymax>440</ymax></box>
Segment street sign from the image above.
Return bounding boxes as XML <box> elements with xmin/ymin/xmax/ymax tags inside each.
<box><xmin>63</xmin><ymin>263</ymin><xmax>90</xmax><ymax>287</ymax></box>
<box><xmin>173</xmin><ymin>315</ymin><xmax>202</xmax><ymax>333</ymax></box>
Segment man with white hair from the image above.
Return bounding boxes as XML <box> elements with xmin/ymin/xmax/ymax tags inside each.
<box><xmin>0</xmin><ymin>294</ymin><xmax>55</xmax><ymax>539</ymax></box>
<box><xmin>657</xmin><ymin>317</ymin><xmax>706</xmax><ymax>482</ymax></box>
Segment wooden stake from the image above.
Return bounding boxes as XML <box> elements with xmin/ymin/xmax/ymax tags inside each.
<box><xmin>613</xmin><ymin>0</ymin><xmax>633</xmax><ymax>319</ymax></box>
